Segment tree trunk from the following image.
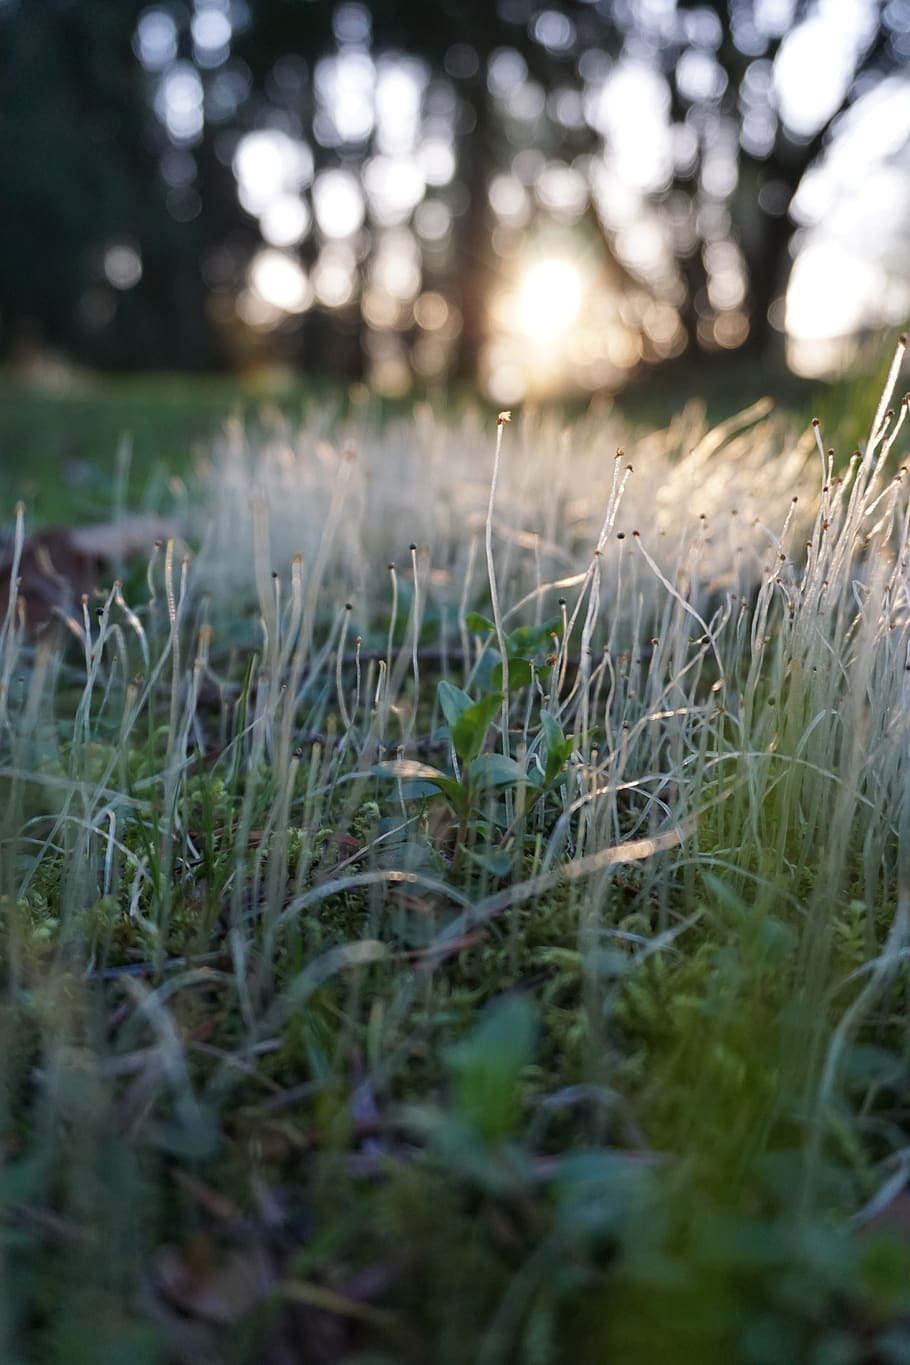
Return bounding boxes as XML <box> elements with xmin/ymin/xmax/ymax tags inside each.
<box><xmin>738</xmin><ymin>123</ymin><xmax>827</xmax><ymax>358</ymax></box>
<box><xmin>452</xmin><ymin>76</ymin><xmax>494</xmax><ymax>387</ymax></box>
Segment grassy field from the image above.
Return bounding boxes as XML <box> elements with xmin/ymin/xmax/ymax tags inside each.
<box><xmin>1</xmin><ymin>344</ymin><xmax>910</xmax><ymax>1365</ymax></box>
<box><xmin>0</xmin><ymin>356</ymin><xmax>823</xmax><ymax>526</ymax></box>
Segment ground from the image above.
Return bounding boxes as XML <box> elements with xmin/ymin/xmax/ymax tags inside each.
<box><xmin>1</xmin><ymin>351</ymin><xmax>909</xmax><ymax>1365</ymax></box>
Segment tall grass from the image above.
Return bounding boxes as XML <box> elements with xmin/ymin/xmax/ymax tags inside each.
<box><xmin>1</xmin><ymin>343</ymin><xmax>909</xmax><ymax>1364</ymax></box>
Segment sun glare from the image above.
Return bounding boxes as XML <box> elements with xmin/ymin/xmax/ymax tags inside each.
<box><xmin>516</xmin><ymin>258</ymin><xmax>584</xmax><ymax>340</ymax></box>
<box><xmin>249</xmin><ymin>249</ymin><xmax>311</xmax><ymax>314</ymax></box>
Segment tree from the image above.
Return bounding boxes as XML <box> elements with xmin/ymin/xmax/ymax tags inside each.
<box><xmin>0</xmin><ymin>0</ymin><xmax>238</xmax><ymax>369</ymax></box>
<box><xmin>670</xmin><ymin>0</ymin><xmax>905</xmax><ymax>355</ymax></box>
<box><xmin>1</xmin><ymin>0</ymin><xmax>906</xmax><ymax>382</ymax></box>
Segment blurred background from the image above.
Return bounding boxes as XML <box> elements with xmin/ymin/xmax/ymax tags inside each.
<box><xmin>1</xmin><ymin>0</ymin><xmax>909</xmax><ymax>404</ymax></box>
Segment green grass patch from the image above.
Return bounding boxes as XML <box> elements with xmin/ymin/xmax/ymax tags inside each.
<box><xmin>1</xmin><ymin>344</ymin><xmax>909</xmax><ymax>1363</ymax></box>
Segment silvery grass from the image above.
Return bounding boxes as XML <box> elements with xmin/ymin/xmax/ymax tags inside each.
<box><xmin>0</xmin><ymin>340</ymin><xmax>909</xmax><ymax>1359</ymax></box>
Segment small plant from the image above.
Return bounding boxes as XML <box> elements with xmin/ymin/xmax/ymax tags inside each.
<box><xmin>373</xmin><ymin>671</ymin><xmax>573</xmax><ymax>874</ymax></box>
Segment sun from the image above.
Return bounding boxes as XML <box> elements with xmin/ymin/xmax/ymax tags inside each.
<box><xmin>516</xmin><ymin>257</ymin><xmax>585</xmax><ymax>340</ymax></box>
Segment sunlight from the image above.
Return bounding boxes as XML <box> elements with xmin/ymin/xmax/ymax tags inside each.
<box><xmin>233</xmin><ymin>130</ymin><xmax>313</xmax><ymax>217</ymax></box>
<box><xmin>786</xmin><ymin>241</ymin><xmax>884</xmax><ymax>342</ymax></box>
<box><xmin>154</xmin><ymin>62</ymin><xmax>204</xmax><ymax>144</ymax></box>
<box><xmin>259</xmin><ymin>194</ymin><xmax>310</xmax><ymax>248</ymax></box>
<box><xmin>585</xmin><ymin>60</ymin><xmax>673</xmax><ymax>194</ymax></box>
<box><xmin>774</xmin><ymin>1</ymin><xmax>877</xmax><ymax>138</ymax></box>
<box><xmin>315</xmin><ymin>51</ymin><xmax>375</xmax><ymax>145</ymax></box>
<box><xmin>312</xmin><ymin>168</ymin><xmax>366</xmax><ymax>238</ymax></box>
<box><xmin>249</xmin><ymin>249</ymin><xmax>311</xmax><ymax>313</ymax></box>
<box><xmin>516</xmin><ymin>258</ymin><xmax>584</xmax><ymax>340</ymax></box>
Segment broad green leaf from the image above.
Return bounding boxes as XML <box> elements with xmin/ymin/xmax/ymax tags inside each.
<box><xmin>469</xmin><ymin>753</ymin><xmax>524</xmax><ymax>791</ymax></box>
<box><xmin>491</xmin><ymin>657</ymin><xmax>533</xmax><ymax>692</ymax></box>
<box><xmin>396</xmin><ymin>779</ymin><xmax>453</xmax><ymax>801</ymax></box>
<box><xmin>540</xmin><ymin>711</ymin><xmax>565</xmax><ymax>752</ymax></box>
<box><xmin>703</xmin><ymin>871</ymin><xmax>750</xmax><ymax>918</ymax></box>
<box><xmin>371</xmin><ymin>760</ymin><xmax>464</xmax><ymax>809</ymax></box>
<box><xmin>451</xmin><ymin>691</ymin><xmax>503</xmax><ymax>764</ymax></box>
<box><xmin>424</xmin><ymin>773</ymin><xmax>466</xmax><ymax>808</ymax></box>
<box><xmin>508</xmin><ymin>615</ymin><xmax>563</xmax><ymax>655</ymax></box>
<box><xmin>464</xmin><ymin>846</ymin><xmax>514</xmax><ymax>877</ymax></box>
<box><xmin>472</xmin><ymin>648</ymin><xmax>503</xmax><ymax>696</ymax></box>
<box><xmin>584</xmin><ymin>948</ymin><xmax>632</xmax><ymax>979</ymax></box>
<box><xmin>545</xmin><ymin>746</ymin><xmax>573</xmax><ymax>787</ymax></box>
<box><xmin>465</xmin><ymin>611</ymin><xmax>495</xmax><ymax>633</ymax></box>
<box><xmin>756</xmin><ymin>915</ymin><xmax>798</xmax><ymax>960</ymax></box>
<box><xmin>553</xmin><ymin>1152</ymin><xmax>649</xmax><ymax>1238</ymax></box>
<box><xmin>437</xmin><ymin>679</ymin><xmax>474</xmax><ymax>731</ymax></box>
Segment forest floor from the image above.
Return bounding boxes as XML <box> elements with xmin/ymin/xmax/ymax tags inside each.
<box><xmin>1</xmin><ymin>348</ymin><xmax>909</xmax><ymax>1365</ymax></box>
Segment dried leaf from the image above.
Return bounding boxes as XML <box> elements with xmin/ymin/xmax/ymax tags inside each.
<box><xmin>69</xmin><ymin>514</ymin><xmax>176</xmax><ymax>561</ymax></box>
<box><xmin>0</xmin><ymin>515</ymin><xmax>176</xmax><ymax>633</ymax></box>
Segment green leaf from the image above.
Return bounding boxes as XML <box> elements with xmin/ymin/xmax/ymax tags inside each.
<box><xmin>425</xmin><ymin>774</ymin><xmax>466</xmax><ymax>808</ymax></box>
<box><xmin>584</xmin><ymin>948</ymin><xmax>632</xmax><ymax>979</ymax></box>
<box><xmin>469</xmin><ymin>753</ymin><xmax>525</xmax><ymax>791</ymax></box>
<box><xmin>545</xmin><ymin>748</ymin><xmax>572</xmax><ymax>787</ymax></box>
<box><xmin>540</xmin><ymin>711</ymin><xmax>564</xmax><ymax>751</ymax></box>
<box><xmin>371</xmin><ymin>759</ymin><xmax>464</xmax><ymax>810</ymax></box>
<box><xmin>447</xmin><ymin>995</ymin><xmax>537</xmax><ymax>1141</ymax></box>
<box><xmin>859</xmin><ymin>1235</ymin><xmax>910</xmax><ymax>1315</ymax></box>
<box><xmin>553</xmin><ymin>1152</ymin><xmax>648</xmax><ymax>1237</ymax></box>
<box><xmin>465</xmin><ymin>611</ymin><xmax>495</xmax><ymax>633</ymax></box>
<box><xmin>472</xmin><ymin>648</ymin><xmax>503</xmax><ymax>696</ymax></box>
<box><xmin>491</xmin><ymin>656</ymin><xmax>533</xmax><ymax>692</ymax></box>
<box><xmin>396</xmin><ymin>779</ymin><xmax>452</xmax><ymax>801</ymax></box>
<box><xmin>464</xmin><ymin>847</ymin><xmax>514</xmax><ymax>877</ymax></box>
<box><xmin>540</xmin><ymin>712</ymin><xmax>573</xmax><ymax>784</ymax></box>
<box><xmin>437</xmin><ymin>680</ymin><xmax>474</xmax><ymax>731</ymax></box>
<box><xmin>508</xmin><ymin>615</ymin><xmax>563</xmax><ymax>655</ymax></box>
<box><xmin>451</xmin><ymin>692</ymin><xmax>503</xmax><ymax>764</ymax></box>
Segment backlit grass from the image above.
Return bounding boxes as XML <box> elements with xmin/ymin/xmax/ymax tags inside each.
<box><xmin>1</xmin><ymin>342</ymin><xmax>909</xmax><ymax>1364</ymax></box>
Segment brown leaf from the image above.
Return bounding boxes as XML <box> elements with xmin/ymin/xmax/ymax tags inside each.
<box><xmin>0</xmin><ymin>515</ymin><xmax>176</xmax><ymax>633</ymax></box>
<box><xmin>69</xmin><ymin>514</ymin><xmax>176</xmax><ymax>562</ymax></box>
<box><xmin>0</xmin><ymin>526</ymin><xmax>97</xmax><ymax>631</ymax></box>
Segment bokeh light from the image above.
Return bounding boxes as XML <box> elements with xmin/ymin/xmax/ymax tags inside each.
<box><xmin>249</xmin><ymin>249</ymin><xmax>312</xmax><ymax>314</ymax></box>
<box><xmin>134</xmin><ymin>8</ymin><xmax>177</xmax><ymax>70</ymax></box>
<box><xmin>155</xmin><ymin>62</ymin><xmax>204</xmax><ymax>144</ymax></box>
<box><xmin>313</xmin><ymin>168</ymin><xmax>366</xmax><ymax>238</ymax></box>
<box><xmin>8</xmin><ymin>0</ymin><xmax>910</xmax><ymax>384</ymax></box>
<box><xmin>516</xmin><ymin>259</ymin><xmax>584</xmax><ymax>340</ymax></box>
<box><xmin>234</xmin><ymin>131</ymin><xmax>313</xmax><ymax>217</ymax></box>
<box><xmin>103</xmin><ymin>242</ymin><xmax>143</xmax><ymax>291</ymax></box>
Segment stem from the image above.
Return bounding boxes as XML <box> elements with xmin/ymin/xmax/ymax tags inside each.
<box><xmin>487</xmin><ymin>414</ymin><xmax>510</xmax><ymax>759</ymax></box>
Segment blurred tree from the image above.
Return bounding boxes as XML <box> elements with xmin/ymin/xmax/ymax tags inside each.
<box><xmin>666</xmin><ymin>0</ymin><xmax>904</xmax><ymax>356</ymax></box>
<box><xmin>231</xmin><ymin>1</ymin><xmax>625</xmax><ymax>377</ymax></box>
<box><xmin>0</xmin><ymin>0</ymin><xmax>237</xmax><ymax>369</ymax></box>
<box><xmin>0</xmin><ymin>0</ymin><xmax>907</xmax><ymax>386</ymax></box>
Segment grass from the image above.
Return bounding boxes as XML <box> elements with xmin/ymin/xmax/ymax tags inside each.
<box><xmin>1</xmin><ymin>342</ymin><xmax>910</xmax><ymax>1364</ymax></box>
<box><xmin>0</xmin><ymin>358</ymin><xmax>815</xmax><ymax>526</ymax></box>
<box><xmin>0</xmin><ymin>369</ymin><xmax>353</xmax><ymax>526</ymax></box>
